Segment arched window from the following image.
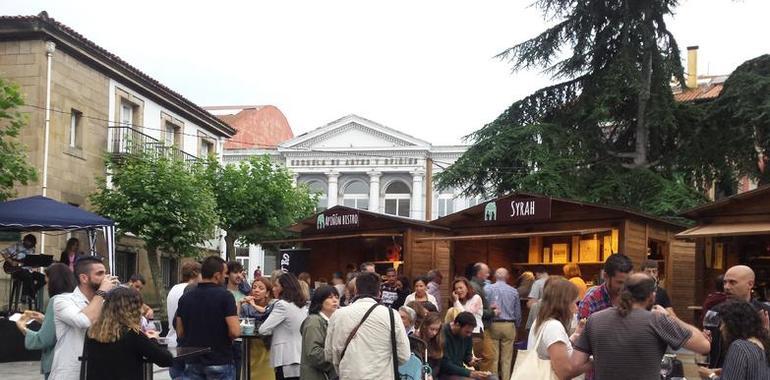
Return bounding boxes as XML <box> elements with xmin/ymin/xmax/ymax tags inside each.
<box><xmin>384</xmin><ymin>181</ymin><xmax>411</xmax><ymax>217</ymax></box>
<box><xmin>305</xmin><ymin>180</ymin><xmax>327</xmax><ymax>212</ymax></box>
<box><xmin>342</xmin><ymin>180</ymin><xmax>369</xmax><ymax>210</ymax></box>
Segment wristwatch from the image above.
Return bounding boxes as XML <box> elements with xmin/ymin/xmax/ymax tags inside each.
<box><xmin>709</xmin><ymin>372</ymin><xmax>718</xmax><ymax>379</ymax></box>
<box><xmin>95</xmin><ymin>290</ymin><xmax>108</xmax><ymax>298</ymax></box>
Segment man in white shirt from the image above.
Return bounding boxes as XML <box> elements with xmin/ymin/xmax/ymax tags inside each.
<box><xmin>49</xmin><ymin>256</ymin><xmax>118</xmax><ymax>380</ymax></box>
<box><xmin>166</xmin><ymin>261</ymin><xmax>201</xmax><ymax>380</ymax></box>
<box><xmin>325</xmin><ymin>271</ymin><xmax>410</xmax><ymax>380</ymax></box>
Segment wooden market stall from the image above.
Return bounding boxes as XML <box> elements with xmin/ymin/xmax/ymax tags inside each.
<box><xmin>428</xmin><ymin>192</ymin><xmax>696</xmax><ymax>321</ymax></box>
<box><xmin>677</xmin><ymin>185</ymin><xmax>770</xmax><ymax>312</ymax></box>
<box><xmin>264</xmin><ymin>205</ymin><xmax>454</xmax><ymax>307</ymax></box>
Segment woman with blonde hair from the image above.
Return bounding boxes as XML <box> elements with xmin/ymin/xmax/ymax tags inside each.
<box><xmin>525</xmin><ymin>276</ymin><xmax>589</xmax><ymax>380</ymax></box>
<box><xmin>563</xmin><ymin>263</ymin><xmax>587</xmax><ymax>299</ymax></box>
<box><xmin>83</xmin><ymin>287</ymin><xmax>172</xmax><ymax>379</ymax></box>
<box><xmin>241</xmin><ymin>276</ymin><xmax>276</xmax><ymax>380</ymax></box>
<box><xmin>417</xmin><ymin>312</ymin><xmax>445</xmax><ymax>378</ymax></box>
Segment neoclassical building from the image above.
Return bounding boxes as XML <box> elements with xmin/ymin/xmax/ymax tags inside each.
<box><xmin>216</xmin><ymin>111</ymin><xmax>478</xmax><ymax>221</ymax></box>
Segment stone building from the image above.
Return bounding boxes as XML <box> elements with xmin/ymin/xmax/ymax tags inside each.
<box><xmin>0</xmin><ymin>12</ymin><xmax>235</xmax><ymax>304</ymax></box>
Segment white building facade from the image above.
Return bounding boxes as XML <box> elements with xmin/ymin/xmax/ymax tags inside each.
<box><xmin>221</xmin><ymin>114</ymin><xmax>479</xmax><ymax>276</ymax></box>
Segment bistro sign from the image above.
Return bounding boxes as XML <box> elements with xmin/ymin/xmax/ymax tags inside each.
<box><xmin>483</xmin><ymin>197</ymin><xmax>551</xmax><ymax>223</ymax></box>
<box><xmin>316</xmin><ymin>210</ymin><xmax>360</xmax><ymax>230</ymax></box>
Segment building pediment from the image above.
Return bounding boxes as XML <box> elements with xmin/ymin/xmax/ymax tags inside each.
<box><xmin>280</xmin><ymin>115</ymin><xmax>431</xmax><ymax>150</ymax></box>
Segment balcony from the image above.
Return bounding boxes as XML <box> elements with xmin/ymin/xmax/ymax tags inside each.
<box><xmin>108</xmin><ymin>126</ymin><xmax>198</xmax><ymax>164</ymax></box>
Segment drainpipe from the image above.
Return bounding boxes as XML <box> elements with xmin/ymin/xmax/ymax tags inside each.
<box><xmin>40</xmin><ymin>41</ymin><xmax>56</xmax><ymax>252</ymax></box>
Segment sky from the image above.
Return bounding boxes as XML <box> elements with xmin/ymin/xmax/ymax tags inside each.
<box><xmin>2</xmin><ymin>0</ymin><xmax>769</xmax><ymax>145</ymax></box>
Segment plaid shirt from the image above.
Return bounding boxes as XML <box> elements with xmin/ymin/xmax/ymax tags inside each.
<box><xmin>578</xmin><ymin>283</ymin><xmax>612</xmax><ymax>319</ymax></box>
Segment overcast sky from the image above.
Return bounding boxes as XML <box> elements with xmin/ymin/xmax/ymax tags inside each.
<box><xmin>2</xmin><ymin>0</ymin><xmax>769</xmax><ymax>145</ymax></box>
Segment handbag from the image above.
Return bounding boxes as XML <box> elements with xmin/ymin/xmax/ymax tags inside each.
<box><xmin>510</xmin><ymin>325</ymin><xmax>558</xmax><ymax>380</ymax></box>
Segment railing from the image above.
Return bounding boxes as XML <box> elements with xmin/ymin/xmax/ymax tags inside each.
<box><xmin>108</xmin><ymin>126</ymin><xmax>199</xmax><ymax>164</ymax></box>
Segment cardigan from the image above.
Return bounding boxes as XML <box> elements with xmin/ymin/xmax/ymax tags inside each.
<box><xmin>25</xmin><ymin>296</ymin><xmax>58</xmax><ymax>375</ymax></box>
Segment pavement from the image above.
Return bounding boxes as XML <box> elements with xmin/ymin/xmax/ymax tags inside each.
<box><xmin>0</xmin><ymin>361</ymin><xmax>172</xmax><ymax>380</ymax></box>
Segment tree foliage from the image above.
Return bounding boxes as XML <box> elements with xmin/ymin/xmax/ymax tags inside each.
<box><xmin>203</xmin><ymin>155</ymin><xmax>317</xmax><ymax>261</ymax></box>
<box><xmin>0</xmin><ymin>77</ymin><xmax>37</xmax><ymax>201</ymax></box>
<box><xmin>90</xmin><ymin>152</ymin><xmax>218</xmax><ymax>302</ymax></box>
<box><xmin>437</xmin><ymin>0</ymin><xmax>708</xmax><ymax>216</ymax></box>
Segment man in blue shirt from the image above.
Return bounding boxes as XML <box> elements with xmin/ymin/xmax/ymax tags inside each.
<box><xmin>484</xmin><ymin>268</ymin><xmax>521</xmax><ymax>380</ymax></box>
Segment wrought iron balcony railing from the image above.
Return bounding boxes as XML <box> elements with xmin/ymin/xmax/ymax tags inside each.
<box><xmin>108</xmin><ymin>126</ymin><xmax>199</xmax><ymax>164</ymax></box>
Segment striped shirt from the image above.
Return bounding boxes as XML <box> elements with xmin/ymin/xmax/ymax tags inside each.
<box><xmin>717</xmin><ymin>339</ymin><xmax>770</xmax><ymax>380</ymax></box>
<box><xmin>574</xmin><ymin>307</ymin><xmax>692</xmax><ymax>380</ymax></box>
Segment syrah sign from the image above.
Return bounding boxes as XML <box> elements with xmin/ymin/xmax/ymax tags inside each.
<box><xmin>316</xmin><ymin>210</ymin><xmax>360</xmax><ymax>231</ymax></box>
<box><xmin>483</xmin><ymin>197</ymin><xmax>551</xmax><ymax>223</ymax></box>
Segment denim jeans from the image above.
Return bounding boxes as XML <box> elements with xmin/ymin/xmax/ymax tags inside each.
<box><xmin>169</xmin><ymin>359</ymin><xmax>186</xmax><ymax>379</ymax></box>
<box><xmin>183</xmin><ymin>363</ymin><xmax>236</xmax><ymax>380</ymax></box>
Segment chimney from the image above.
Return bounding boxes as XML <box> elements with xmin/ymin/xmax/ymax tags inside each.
<box><xmin>686</xmin><ymin>46</ymin><xmax>698</xmax><ymax>89</ymax></box>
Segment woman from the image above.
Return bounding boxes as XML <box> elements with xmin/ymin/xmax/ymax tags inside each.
<box><xmin>394</xmin><ymin>275</ymin><xmax>411</xmax><ymax>309</ymax></box>
<box><xmin>15</xmin><ymin>263</ymin><xmax>76</xmax><ymax>379</ymax></box>
<box><xmin>406</xmin><ymin>301</ymin><xmax>429</xmax><ymax>333</ymax></box>
<box><xmin>241</xmin><ymin>277</ymin><xmax>276</xmax><ymax>380</ymax></box>
<box><xmin>449</xmin><ymin>277</ymin><xmax>483</xmax><ymax>333</ymax></box>
<box><xmin>405</xmin><ymin>276</ymin><xmax>439</xmax><ymax>312</ymax></box>
<box><xmin>58</xmin><ymin>237</ymin><xmax>81</xmax><ymax>271</ymax></box>
<box><xmin>340</xmin><ymin>277</ymin><xmax>356</xmax><ymax>306</ymax></box>
<box><xmin>526</xmin><ymin>276</ymin><xmax>587</xmax><ymax>380</ymax></box>
<box><xmin>83</xmin><ymin>287</ymin><xmax>172</xmax><ymax>379</ymax></box>
<box><xmin>259</xmin><ymin>273</ymin><xmax>309</xmax><ymax>380</ymax></box>
<box><xmin>515</xmin><ymin>271</ymin><xmax>535</xmax><ymax>299</ymax></box>
<box><xmin>563</xmin><ymin>263</ymin><xmax>587</xmax><ymax>299</ymax></box>
<box><xmin>417</xmin><ymin>312</ymin><xmax>444</xmax><ymax>378</ymax></box>
<box><xmin>698</xmin><ymin>300</ymin><xmax>770</xmax><ymax>380</ymax></box>
<box><xmin>300</xmin><ymin>285</ymin><xmax>339</xmax><ymax>380</ymax></box>
<box><xmin>298</xmin><ymin>272</ymin><xmax>313</xmax><ymax>300</ymax></box>
<box><xmin>399</xmin><ymin>305</ymin><xmax>417</xmax><ymax>335</ymax></box>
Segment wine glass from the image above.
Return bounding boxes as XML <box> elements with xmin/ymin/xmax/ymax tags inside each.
<box><xmin>151</xmin><ymin>320</ymin><xmax>162</xmax><ymax>333</ymax></box>
<box><xmin>660</xmin><ymin>355</ymin><xmax>673</xmax><ymax>379</ymax></box>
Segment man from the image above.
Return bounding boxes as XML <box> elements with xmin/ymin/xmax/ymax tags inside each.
<box><xmin>380</xmin><ymin>267</ymin><xmax>400</xmax><ymax>308</ymax></box>
<box><xmin>571</xmin><ymin>273</ymin><xmax>710</xmax><ymax>380</ymax></box>
<box><xmin>49</xmin><ymin>256</ymin><xmax>118</xmax><ymax>380</ymax></box>
<box><xmin>360</xmin><ymin>262</ymin><xmax>376</xmax><ymax>273</ymax></box>
<box><xmin>2</xmin><ymin>234</ymin><xmax>46</xmax><ymax>307</ymax></box>
<box><xmin>469</xmin><ymin>262</ymin><xmax>495</xmax><ymax>373</ymax></box>
<box><xmin>484</xmin><ymin>268</ymin><xmax>521</xmax><ymax>380</ymax></box>
<box><xmin>127</xmin><ymin>273</ymin><xmax>154</xmax><ymax>320</ymax></box>
<box><xmin>166</xmin><ymin>261</ymin><xmax>201</xmax><ymax>379</ymax></box>
<box><xmin>325</xmin><ymin>271</ymin><xmax>410</xmax><ymax>380</ymax></box>
<box><xmin>427</xmin><ymin>269</ymin><xmax>443</xmax><ymax>312</ymax></box>
<box><xmin>225</xmin><ymin>261</ymin><xmax>247</xmax><ymax>304</ymax></box>
<box><xmin>642</xmin><ymin>260</ymin><xmax>676</xmax><ymax>316</ymax></box>
<box><xmin>525</xmin><ymin>266</ymin><xmax>549</xmax><ymax>331</ymax></box>
<box><xmin>578</xmin><ymin>253</ymin><xmax>633</xmax><ymax>319</ymax></box>
<box><xmin>176</xmin><ymin>256</ymin><xmax>240</xmax><ymax>380</ymax></box>
<box><xmin>440</xmin><ymin>311</ymin><xmax>491</xmax><ymax>379</ymax></box>
<box><xmin>705</xmin><ymin>265</ymin><xmax>770</xmax><ymax>368</ymax></box>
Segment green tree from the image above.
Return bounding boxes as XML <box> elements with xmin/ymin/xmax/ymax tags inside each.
<box><xmin>436</xmin><ymin>0</ymin><xmax>706</xmax><ymax>215</ymax></box>
<box><xmin>0</xmin><ymin>77</ymin><xmax>37</xmax><ymax>200</ymax></box>
<box><xmin>203</xmin><ymin>155</ymin><xmax>316</xmax><ymax>261</ymax></box>
<box><xmin>90</xmin><ymin>152</ymin><xmax>218</xmax><ymax>303</ymax></box>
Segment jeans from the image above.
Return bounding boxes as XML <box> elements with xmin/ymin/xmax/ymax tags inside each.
<box><xmin>169</xmin><ymin>359</ymin><xmax>186</xmax><ymax>379</ymax></box>
<box><xmin>183</xmin><ymin>363</ymin><xmax>235</xmax><ymax>380</ymax></box>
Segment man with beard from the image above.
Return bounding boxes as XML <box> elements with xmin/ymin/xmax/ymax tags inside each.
<box><xmin>49</xmin><ymin>256</ymin><xmax>118</xmax><ymax>380</ymax></box>
<box><xmin>570</xmin><ymin>273</ymin><xmax>709</xmax><ymax>380</ymax></box>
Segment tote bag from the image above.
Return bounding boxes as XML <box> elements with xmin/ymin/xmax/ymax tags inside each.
<box><xmin>510</xmin><ymin>325</ymin><xmax>558</xmax><ymax>380</ymax></box>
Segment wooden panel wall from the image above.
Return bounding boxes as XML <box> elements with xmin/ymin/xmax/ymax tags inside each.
<box><xmin>623</xmin><ymin>220</ymin><xmax>648</xmax><ymax>267</ymax></box>
<box><xmin>668</xmin><ymin>240</ymin><xmax>696</xmax><ymax>324</ymax></box>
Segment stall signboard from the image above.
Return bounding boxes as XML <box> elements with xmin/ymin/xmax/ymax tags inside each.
<box><xmin>280</xmin><ymin>248</ymin><xmax>311</xmax><ymax>275</ymax></box>
<box><xmin>316</xmin><ymin>210</ymin><xmax>360</xmax><ymax>231</ymax></box>
<box><xmin>483</xmin><ymin>197</ymin><xmax>552</xmax><ymax>223</ymax></box>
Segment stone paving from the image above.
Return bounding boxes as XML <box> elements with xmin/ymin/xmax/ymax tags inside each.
<box><xmin>0</xmin><ymin>361</ymin><xmax>172</xmax><ymax>380</ymax></box>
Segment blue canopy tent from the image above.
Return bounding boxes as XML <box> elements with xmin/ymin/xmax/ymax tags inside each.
<box><xmin>0</xmin><ymin>196</ymin><xmax>116</xmax><ymax>273</ymax></box>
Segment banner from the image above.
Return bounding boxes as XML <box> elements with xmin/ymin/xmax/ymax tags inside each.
<box><xmin>279</xmin><ymin>248</ymin><xmax>311</xmax><ymax>275</ymax></box>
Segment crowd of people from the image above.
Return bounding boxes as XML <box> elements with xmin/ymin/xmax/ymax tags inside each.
<box><xmin>6</xmin><ymin>247</ymin><xmax>770</xmax><ymax>380</ymax></box>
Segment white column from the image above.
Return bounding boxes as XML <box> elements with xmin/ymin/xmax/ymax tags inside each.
<box><xmin>411</xmin><ymin>171</ymin><xmax>424</xmax><ymax>220</ymax></box>
<box><xmin>291</xmin><ymin>172</ymin><xmax>299</xmax><ymax>187</ymax></box>
<box><xmin>248</xmin><ymin>244</ymin><xmax>264</xmax><ymax>282</ymax></box>
<box><xmin>368</xmin><ymin>171</ymin><xmax>381</xmax><ymax>212</ymax></box>
<box><xmin>326</xmin><ymin>172</ymin><xmax>339</xmax><ymax>208</ymax></box>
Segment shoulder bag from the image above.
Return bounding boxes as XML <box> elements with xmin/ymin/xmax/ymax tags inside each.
<box><xmin>510</xmin><ymin>324</ymin><xmax>559</xmax><ymax>380</ymax></box>
<box><xmin>339</xmin><ymin>303</ymin><xmax>380</xmax><ymax>361</ymax></box>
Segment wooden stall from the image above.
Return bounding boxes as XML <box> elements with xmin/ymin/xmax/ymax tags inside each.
<box><xmin>677</xmin><ymin>186</ymin><xmax>770</xmax><ymax>314</ymax></box>
<box><xmin>426</xmin><ymin>192</ymin><xmax>696</xmax><ymax>322</ymax></box>
<box><xmin>264</xmin><ymin>205</ymin><xmax>454</xmax><ymax>307</ymax></box>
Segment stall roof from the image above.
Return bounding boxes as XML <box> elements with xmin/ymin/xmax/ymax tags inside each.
<box><xmin>679</xmin><ymin>185</ymin><xmax>770</xmax><ymax>219</ymax></box>
<box><xmin>432</xmin><ymin>191</ymin><xmax>687</xmax><ymax>229</ymax></box>
<box><xmin>288</xmin><ymin>205</ymin><xmax>450</xmax><ymax>234</ymax></box>
<box><xmin>676</xmin><ymin>222</ymin><xmax>770</xmax><ymax>238</ymax></box>
<box><xmin>0</xmin><ymin>196</ymin><xmax>114</xmax><ymax>231</ymax></box>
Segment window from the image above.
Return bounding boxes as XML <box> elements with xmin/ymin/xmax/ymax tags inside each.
<box><xmin>115</xmin><ymin>251</ymin><xmax>137</xmax><ymax>283</ymax></box>
<box><xmin>69</xmin><ymin>109</ymin><xmax>82</xmax><ymax>148</ymax></box>
<box><xmin>120</xmin><ymin>103</ymin><xmax>133</xmax><ymax>127</ymax></box>
<box><xmin>305</xmin><ymin>180</ymin><xmax>327</xmax><ymax>212</ymax></box>
<box><xmin>199</xmin><ymin>134</ymin><xmax>215</xmax><ymax>157</ymax></box>
<box><xmin>384</xmin><ymin>181</ymin><xmax>411</xmax><ymax>217</ymax></box>
<box><xmin>164</xmin><ymin>122</ymin><xmax>181</xmax><ymax>146</ymax></box>
<box><xmin>438</xmin><ymin>194</ymin><xmax>455</xmax><ymax>217</ymax></box>
<box><xmin>467</xmin><ymin>196</ymin><xmax>481</xmax><ymax>208</ymax></box>
<box><xmin>160</xmin><ymin>257</ymin><xmax>178</xmax><ymax>289</ymax></box>
<box><xmin>342</xmin><ymin>180</ymin><xmax>369</xmax><ymax>210</ymax></box>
